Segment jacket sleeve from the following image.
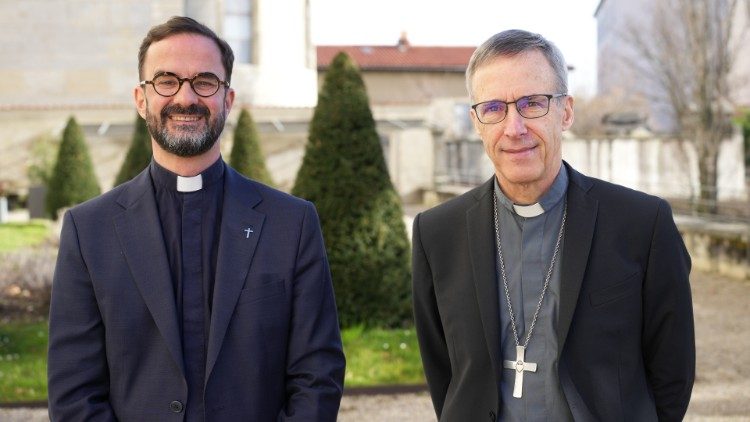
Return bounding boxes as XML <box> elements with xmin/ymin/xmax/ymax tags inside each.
<box><xmin>412</xmin><ymin>213</ymin><xmax>452</xmax><ymax>418</ymax></box>
<box><xmin>278</xmin><ymin>202</ymin><xmax>345</xmax><ymax>422</ymax></box>
<box><xmin>642</xmin><ymin>199</ymin><xmax>695</xmax><ymax>421</ymax></box>
<box><xmin>47</xmin><ymin>210</ymin><xmax>117</xmax><ymax>421</ymax></box>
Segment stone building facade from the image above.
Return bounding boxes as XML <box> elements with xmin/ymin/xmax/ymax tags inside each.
<box><xmin>0</xmin><ymin>0</ymin><xmax>317</xmax><ymax>109</ymax></box>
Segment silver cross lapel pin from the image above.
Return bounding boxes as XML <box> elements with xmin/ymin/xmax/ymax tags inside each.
<box><xmin>244</xmin><ymin>227</ymin><xmax>254</xmax><ymax>238</ymax></box>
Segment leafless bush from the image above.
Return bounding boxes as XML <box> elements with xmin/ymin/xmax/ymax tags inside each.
<box><xmin>0</xmin><ymin>242</ymin><xmax>57</xmax><ymax>320</ymax></box>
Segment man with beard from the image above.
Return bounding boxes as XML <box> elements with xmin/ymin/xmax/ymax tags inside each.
<box><xmin>47</xmin><ymin>16</ymin><xmax>345</xmax><ymax>422</ymax></box>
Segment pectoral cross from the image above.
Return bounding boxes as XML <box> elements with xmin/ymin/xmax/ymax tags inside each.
<box><xmin>502</xmin><ymin>345</ymin><xmax>537</xmax><ymax>398</ymax></box>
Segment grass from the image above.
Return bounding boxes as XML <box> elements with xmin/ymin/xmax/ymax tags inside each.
<box><xmin>0</xmin><ymin>221</ymin><xmax>51</xmax><ymax>253</ymax></box>
<box><xmin>0</xmin><ymin>321</ymin><xmax>425</xmax><ymax>403</ymax></box>
<box><xmin>341</xmin><ymin>325</ymin><xmax>425</xmax><ymax>387</ymax></box>
<box><xmin>0</xmin><ymin>320</ymin><xmax>48</xmax><ymax>403</ymax></box>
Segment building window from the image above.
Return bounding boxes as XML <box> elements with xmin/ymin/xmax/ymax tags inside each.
<box><xmin>224</xmin><ymin>0</ymin><xmax>252</xmax><ymax>63</ymax></box>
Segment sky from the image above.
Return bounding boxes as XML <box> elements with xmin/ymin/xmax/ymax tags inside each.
<box><xmin>311</xmin><ymin>0</ymin><xmax>601</xmax><ymax>97</ymax></box>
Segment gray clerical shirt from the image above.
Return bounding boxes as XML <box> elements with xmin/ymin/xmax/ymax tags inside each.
<box><xmin>494</xmin><ymin>165</ymin><xmax>574</xmax><ymax>421</ymax></box>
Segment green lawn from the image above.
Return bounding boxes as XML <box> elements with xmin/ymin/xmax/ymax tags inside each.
<box><xmin>0</xmin><ymin>320</ymin><xmax>48</xmax><ymax>403</ymax></box>
<box><xmin>0</xmin><ymin>221</ymin><xmax>51</xmax><ymax>253</ymax></box>
<box><xmin>341</xmin><ymin>325</ymin><xmax>425</xmax><ymax>387</ymax></box>
<box><xmin>0</xmin><ymin>321</ymin><xmax>425</xmax><ymax>403</ymax></box>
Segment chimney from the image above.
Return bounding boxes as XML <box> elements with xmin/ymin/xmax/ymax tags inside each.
<box><xmin>397</xmin><ymin>31</ymin><xmax>410</xmax><ymax>52</ymax></box>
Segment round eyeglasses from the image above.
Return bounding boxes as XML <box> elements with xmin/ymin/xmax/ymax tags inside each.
<box><xmin>140</xmin><ymin>72</ymin><xmax>229</xmax><ymax>97</ymax></box>
<box><xmin>471</xmin><ymin>94</ymin><xmax>567</xmax><ymax>124</ymax></box>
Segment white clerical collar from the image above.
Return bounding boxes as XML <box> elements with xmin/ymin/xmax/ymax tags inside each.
<box><xmin>513</xmin><ymin>203</ymin><xmax>545</xmax><ymax>218</ymax></box>
<box><xmin>493</xmin><ymin>164</ymin><xmax>569</xmax><ymax>218</ymax></box>
<box><xmin>176</xmin><ymin>174</ymin><xmax>203</xmax><ymax>192</ymax></box>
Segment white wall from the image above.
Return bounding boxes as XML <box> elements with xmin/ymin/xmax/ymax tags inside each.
<box><xmin>563</xmin><ymin>130</ymin><xmax>747</xmax><ymax>200</ymax></box>
<box><xmin>385</xmin><ymin>128</ymin><xmax>434</xmax><ymax>200</ymax></box>
<box><xmin>234</xmin><ymin>0</ymin><xmax>317</xmax><ymax>107</ymax></box>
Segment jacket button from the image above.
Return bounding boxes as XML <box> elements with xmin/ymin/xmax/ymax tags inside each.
<box><xmin>170</xmin><ymin>400</ymin><xmax>184</xmax><ymax>413</ymax></box>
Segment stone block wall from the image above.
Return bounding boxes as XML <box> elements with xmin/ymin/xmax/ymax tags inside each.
<box><xmin>676</xmin><ymin>216</ymin><xmax>750</xmax><ymax>280</ymax></box>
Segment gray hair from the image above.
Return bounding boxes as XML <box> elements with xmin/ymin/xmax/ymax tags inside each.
<box><xmin>465</xmin><ymin>29</ymin><xmax>568</xmax><ymax>100</ymax></box>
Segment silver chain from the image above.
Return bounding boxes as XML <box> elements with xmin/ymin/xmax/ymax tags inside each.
<box><xmin>492</xmin><ymin>191</ymin><xmax>567</xmax><ymax>348</ymax></box>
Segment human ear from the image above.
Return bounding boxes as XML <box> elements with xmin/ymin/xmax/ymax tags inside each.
<box><xmin>561</xmin><ymin>95</ymin><xmax>574</xmax><ymax>131</ymax></box>
<box><xmin>134</xmin><ymin>85</ymin><xmax>147</xmax><ymax>120</ymax></box>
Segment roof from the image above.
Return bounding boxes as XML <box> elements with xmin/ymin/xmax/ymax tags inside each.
<box><xmin>317</xmin><ymin>34</ymin><xmax>475</xmax><ymax>72</ymax></box>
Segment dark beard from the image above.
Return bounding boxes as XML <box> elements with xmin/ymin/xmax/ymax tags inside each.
<box><xmin>146</xmin><ymin>103</ymin><xmax>227</xmax><ymax>157</ymax></box>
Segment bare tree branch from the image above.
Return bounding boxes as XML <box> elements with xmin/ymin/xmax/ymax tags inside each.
<box><xmin>621</xmin><ymin>0</ymin><xmax>742</xmax><ymax>213</ymax></box>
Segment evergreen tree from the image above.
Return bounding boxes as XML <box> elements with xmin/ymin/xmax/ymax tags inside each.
<box><xmin>293</xmin><ymin>52</ymin><xmax>411</xmax><ymax>328</ymax></box>
<box><xmin>114</xmin><ymin>114</ymin><xmax>152</xmax><ymax>186</ymax></box>
<box><xmin>229</xmin><ymin>108</ymin><xmax>273</xmax><ymax>185</ymax></box>
<box><xmin>46</xmin><ymin>116</ymin><xmax>101</xmax><ymax>219</ymax></box>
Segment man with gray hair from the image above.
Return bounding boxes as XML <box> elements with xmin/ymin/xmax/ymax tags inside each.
<box><xmin>412</xmin><ymin>29</ymin><xmax>694</xmax><ymax>421</ymax></box>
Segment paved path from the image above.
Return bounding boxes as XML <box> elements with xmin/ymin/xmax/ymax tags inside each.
<box><xmin>3</xmin><ymin>271</ymin><xmax>748</xmax><ymax>421</ymax></box>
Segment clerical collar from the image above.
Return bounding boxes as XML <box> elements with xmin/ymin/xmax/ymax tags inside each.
<box><xmin>494</xmin><ymin>165</ymin><xmax>568</xmax><ymax>218</ymax></box>
<box><xmin>177</xmin><ymin>174</ymin><xmax>202</xmax><ymax>192</ymax></box>
<box><xmin>149</xmin><ymin>157</ymin><xmax>225</xmax><ymax>193</ymax></box>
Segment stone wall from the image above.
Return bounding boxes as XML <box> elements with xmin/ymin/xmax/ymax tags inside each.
<box><xmin>676</xmin><ymin>216</ymin><xmax>750</xmax><ymax>280</ymax></box>
<box><xmin>317</xmin><ymin>71</ymin><xmax>467</xmax><ymax>106</ymax></box>
<box><xmin>563</xmin><ymin>130</ymin><xmax>747</xmax><ymax>201</ymax></box>
<box><xmin>0</xmin><ymin>0</ymin><xmax>317</xmax><ymax>108</ymax></box>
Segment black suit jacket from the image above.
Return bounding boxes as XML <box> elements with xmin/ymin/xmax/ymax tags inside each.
<box><xmin>48</xmin><ymin>163</ymin><xmax>345</xmax><ymax>421</ymax></box>
<box><xmin>412</xmin><ymin>163</ymin><xmax>694</xmax><ymax>422</ymax></box>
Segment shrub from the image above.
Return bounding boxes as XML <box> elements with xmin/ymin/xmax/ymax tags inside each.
<box><xmin>292</xmin><ymin>52</ymin><xmax>411</xmax><ymax>328</ymax></box>
<box><xmin>46</xmin><ymin>116</ymin><xmax>101</xmax><ymax>219</ymax></box>
<box><xmin>229</xmin><ymin>108</ymin><xmax>273</xmax><ymax>185</ymax></box>
<box><xmin>114</xmin><ymin>114</ymin><xmax>152</xmax><ymax>186</ymax></box>
<box><xmin>0</xmin><ymin>243</ymin><xmax>57</xmax><ymax>320</ymax></box>
<box><xmin>26</xmin><ymin>133</ymin><xmax>58</xmax><ymax>187</ymax></box>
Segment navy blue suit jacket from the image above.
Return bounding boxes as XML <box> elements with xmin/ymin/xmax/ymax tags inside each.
<box><xmin>48</xmin><ymin>163</ymin><xmax>345</xmax><ymax>421</ymax></box>
<box><xmin>413</xmin><ymin>163</ymin><xmax>695</xmax><ymax>421</ymax></box>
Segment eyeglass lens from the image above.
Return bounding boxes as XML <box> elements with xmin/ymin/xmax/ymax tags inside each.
<box><xmin>476</xmin><ymin>95</ymin><xmax>551</xmax><ymax>123</ymax></box>
<box><xmin>152</xmin><ymin>74</ymin><xmax>221</xmax><ymax>97</ymax></box>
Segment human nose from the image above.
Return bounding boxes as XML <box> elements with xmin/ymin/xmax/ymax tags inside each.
<box><xmin>502</xmin><ymin>105</ymin><xmax>528</xmax><ymax>138</ymax></box>
<box><xmin>171</xmin><ymin>79</ymin><xmax>200</xmax><ymax>104</ymax></box>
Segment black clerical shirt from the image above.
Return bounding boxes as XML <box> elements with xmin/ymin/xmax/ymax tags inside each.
<box><xmin>150</xmin><ymin>158</ymin><xmax>224</xmax><ymax>321</ymax></box>
<box><xmin>149</xmin><ymin>158</ymin><xmax>225</xmax><ymax>421</ymax></box>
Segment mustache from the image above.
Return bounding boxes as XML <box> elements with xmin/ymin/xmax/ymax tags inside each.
<box><xmin>160</xmin><ymin>103</ymin><xmax>210</xmax><ymax>119</ymax></box>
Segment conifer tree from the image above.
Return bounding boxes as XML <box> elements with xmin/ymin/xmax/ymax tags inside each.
<box><xmin>229</xmin><ymin>108</ymin><xmax>273</xmax><ymax>185</ymax></box>
<box><xmin>114</xmin><ymin>114</ymin><xmax>152</xmax><ymax>186</ymax></box>
<box><xmin>293</xmin><ymin>52</ymin><xmax>411</xmax><ymax>327</ymax></box>
<box><xmin>46</xmin><ymin>116</ymin><xmax>101</xmax><ymax>219</ymax></box>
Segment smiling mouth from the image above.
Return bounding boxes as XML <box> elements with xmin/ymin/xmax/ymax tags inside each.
<box><xmin>170</xmin><ymin>115</ymin><xmax>203</xmax><ymax>122</ymax></box>
<box><xmin>503</xmin><ymin>145</ymin><xmax>537</xmax><ymax>154</ymax></box>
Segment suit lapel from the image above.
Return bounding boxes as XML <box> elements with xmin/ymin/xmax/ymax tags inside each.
<box><xmin>113</xmin><ymin>169</ymin><xmax>185</xmax><ymax>376</ymax></box>
<box><xmin>466</xmin><ymin>178</ymin><xmax>502</xmax><ymax>380</ymax></box>
<box><xmin>205</xmin><ymin>167</ymin><xmax>265</xmax><ymax>381</ymax></box>
<box><xmin>558</xmin><ymin>164</ymin><xmax>598</xmax><ymax>352</ymax></box>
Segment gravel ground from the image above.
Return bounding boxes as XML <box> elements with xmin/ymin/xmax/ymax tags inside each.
<box><xmin>341</xmin><ymin>270</ymin><xmax>750</xmax><ymax>421</ymax></box>
<box><xmin>2</xmin><ymin>270</ymin><xmax>748</xmax><ymax>421</ymax></box>
<box><xmin>684</xmin><ymin>271</ymin><xmax>750</xmax><ymax>421</ymax></box>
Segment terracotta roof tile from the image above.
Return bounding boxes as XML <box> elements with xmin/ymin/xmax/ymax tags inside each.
<box><xmin>317</xmin><ymin>41</ymin><xmax>475</xmax><ymax>72</ymax></box>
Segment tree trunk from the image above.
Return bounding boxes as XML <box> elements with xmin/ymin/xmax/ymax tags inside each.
<box><xmin>695</xmin><ymin>142</ymin><xmax>719</xmax><ymax>215</ymax></box>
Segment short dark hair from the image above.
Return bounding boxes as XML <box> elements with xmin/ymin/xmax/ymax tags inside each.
<box><xmin>138</xmin><ymin>16</ymin><xmax>234</xmax><ymax>83</ymax></box>
<box><xmin>466</xmin><ymin>29</ymin><xmax>567</xmax><ymax>100</ymax></box>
